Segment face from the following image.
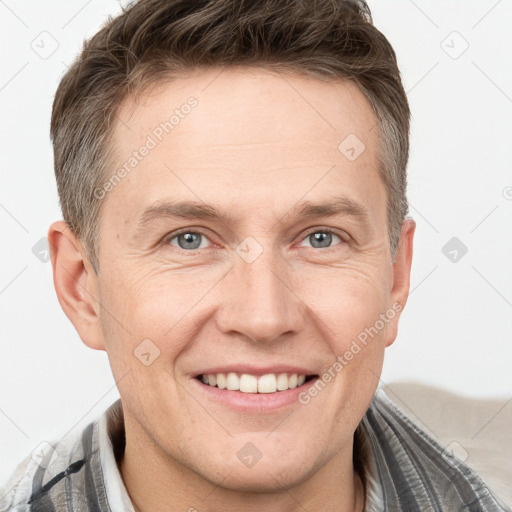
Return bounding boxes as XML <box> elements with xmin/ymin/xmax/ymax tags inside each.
<box><xmin>55</xmin><ymin>67</ymin><xmax>413</xmax><ymax>493</ymax></box>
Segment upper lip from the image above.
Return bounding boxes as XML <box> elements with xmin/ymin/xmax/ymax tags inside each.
<box><xmin>194</xmin><ymin>365</ymin><xmax>318</xmax><ymax>378</ymax></box>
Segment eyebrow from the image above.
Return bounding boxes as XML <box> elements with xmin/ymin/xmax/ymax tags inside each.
<box><xmin>136</xmin><ymin>196</ymin><xmax>371</xmax><ymax>231</ymax></box>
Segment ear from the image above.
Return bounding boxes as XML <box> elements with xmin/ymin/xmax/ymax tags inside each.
<box><xmin>384</xmin><ymin>218</ymin><xmax>416</xmax><ymax>348</ymax></box>
<box><xmin>48</xmin><ymin>221</ymin><xmax>106</xmax><ymax>351</ymax></box>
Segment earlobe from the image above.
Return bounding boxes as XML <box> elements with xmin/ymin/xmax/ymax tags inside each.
<box><xmin>48</xmin><ymin>221</ymin><xmax>106</xmax><ymax>351</ymax></box>
<box><xmin>385</xmin><ymin>218</ymin><xmax>416</xmax><ymax>347</ymax></box>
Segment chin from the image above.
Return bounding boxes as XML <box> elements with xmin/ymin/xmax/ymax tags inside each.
<box><xmin>192</xmin><ymin>449</ymin><xmax>317</xmax><ymax>494</ymax></box>
<box><xmin>219</xmin><ymin>464</ymin><xmax>311</xmax><ymax>493</ymax></box>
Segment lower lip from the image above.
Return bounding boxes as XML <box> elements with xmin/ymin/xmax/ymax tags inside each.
<box><xmin>190</xmin><ymin>377</ymin><xmax>319</xmax><ymax>412</ymax></box>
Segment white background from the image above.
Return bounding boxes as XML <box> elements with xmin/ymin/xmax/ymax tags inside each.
<box><xmin>1</xmin><ymin>0</ymin><xmax>511</xmax><ymax>485</ymax></box>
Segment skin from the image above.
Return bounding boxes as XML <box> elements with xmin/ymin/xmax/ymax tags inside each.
<box><xmin>49</xmin><ymin>67</ymin><xmax>415</xmax><ymax>512</ymax></box>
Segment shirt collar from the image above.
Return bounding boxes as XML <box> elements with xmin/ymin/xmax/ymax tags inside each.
<box><xmin>98</xmin><ymin>399</ymin><xmax>136</xmax><ymax>511</ymax></box>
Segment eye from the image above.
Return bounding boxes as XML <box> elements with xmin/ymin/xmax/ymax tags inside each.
<box><xmin>166</xmin><ymin>230</ymin><xmax>212</xmax><ymax>251</ymax></box>
<box><xmin>163</xmin><ymin>227</ymin><xmax>346</xmax><ymax>253</ymax></box>
<box><xmin>298</xmin><ymin>228</ymin><xmax>345</xmax><ymax>250</ymax></box>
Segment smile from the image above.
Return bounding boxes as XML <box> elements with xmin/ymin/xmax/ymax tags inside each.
<box><xmin>197</xmin><ymin>372</ymin><xmax>317</xmax><ymax>393</ymax></box>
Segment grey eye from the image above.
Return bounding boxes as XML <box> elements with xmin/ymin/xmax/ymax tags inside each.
<box><xmin>302</xmin><ymin>231</ymin><xmax>342</xmax><ymax>249</ymax></box>
<box><xmin>310</xmin><ymin>232</ymin><xmax>332</xmax><ymax>248</ymax></box>
<box><xmin>170</xmin><ymin>232</ymin><xmax>206</xmax><ymax>250</ymax></box>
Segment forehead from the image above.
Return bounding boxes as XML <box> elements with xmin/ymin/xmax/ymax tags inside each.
<box><xmin>103</xmin><ymin>67</ymin><xmax>384</xmax><ymax>232</ymax></box>
<box><xmin>115</xmin><ymin>67</ymin><xmax>378</xmax><ymax>152</ymax></box>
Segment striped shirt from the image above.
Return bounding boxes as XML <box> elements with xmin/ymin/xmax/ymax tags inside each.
<box><xmin>1</xmin><ymin>388</ymin><xmax>509</xmax><ymax>511</ymax></box>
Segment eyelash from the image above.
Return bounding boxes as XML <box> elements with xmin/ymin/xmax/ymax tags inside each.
<box><xmin>162</xmin><ymin>227</ymin><xmax>348</xmax><ymax>253</ymax></box>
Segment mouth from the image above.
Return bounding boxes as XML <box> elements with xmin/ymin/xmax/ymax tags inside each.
<box><xmin>195</xmin><ymin>372</ymin><xmax>318</xmax><ymax>394</ymax></box>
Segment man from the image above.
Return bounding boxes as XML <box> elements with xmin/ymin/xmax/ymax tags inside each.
<box><xmin>1</xmin><ymin>0</ymin><xmax>509</xmax><ymax>510</ymax></box>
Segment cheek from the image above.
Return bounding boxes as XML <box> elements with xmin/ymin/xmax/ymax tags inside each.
<box><xmin>97</xmin><ymin>264</ymin><xmax>212</xmax><ymax>372</ymax></box>
<box><xmin>302</xmin><ymin>264</ymin><xmax>390</xmax><ymax>342</ymax></box>
<box><xmin>302</xmin><ymin>266</ymin><xmax>389</xmax><ymax>400</ymax></box>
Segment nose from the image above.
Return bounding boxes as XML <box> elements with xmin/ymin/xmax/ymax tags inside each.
<box><xmin>215</xmin><ymin>246</ymin><xmax>304</xmax><ymax>345</ymax></box>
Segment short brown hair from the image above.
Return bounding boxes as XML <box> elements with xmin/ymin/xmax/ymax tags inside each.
<box><xmin>51</xmin><ymin>0</ymin><xmax>410</xmax><ymax>271</ymax></box>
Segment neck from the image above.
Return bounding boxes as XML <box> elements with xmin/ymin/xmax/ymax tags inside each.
<box><xmin>118</xmin><ymin>418</ymin><xmax>366</xmax><ymax>512</ymax></box>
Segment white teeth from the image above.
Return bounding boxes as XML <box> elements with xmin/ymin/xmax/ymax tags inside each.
<box><xmin>216</xmin><ymin>373</ymin><xmax>226</xmax><ymax>389</ymax></box>
<box><xmin>240</xmin><ymin>374</ymin><xmax>258</xmax><ymax>393</ymax></box>
<box><xmin>200</xmin><ymin>372</ymin><xmax>312</xmax><ymax>393</ymax></box>
<box><xmin>258</xmin><ymin>374</ymin><xmax>277</xmax><ymax>393</ymax></box>
<box><xmin>276</xmin><ymin>373</ymin><xmax>289</xmax><ymax>390</ymax></box>
<box><xmin>226</xmin><ymin>372</ymin><xmax>239</xmax><ymax>390</ymax></box>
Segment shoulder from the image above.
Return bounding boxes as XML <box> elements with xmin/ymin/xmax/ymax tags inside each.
<box><xmin>361</xmin><ymin>387</ymin><xmax>511</xmax><ymax>512</ymax></box>
<box><xmin>0</xmin><ymin>406</ymin><xmax>116</xmax><ymax>512</ymax></box>
<box><xmin>1</xmin><ymin>452</ymin><xmax>34</xmax><ymax>511</ymax></box>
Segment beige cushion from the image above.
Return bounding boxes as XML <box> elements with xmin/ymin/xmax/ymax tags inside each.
<box><xmin>384</xmin><ymin>381</ymin><xmax>512</xmax><ymax>508</ymax></box>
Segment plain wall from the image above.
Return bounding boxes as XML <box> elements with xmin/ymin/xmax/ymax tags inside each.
<box><xmin>1</xmin><ymin>0</ymin><xmax>511</xmax><ymax>485</ymax></box>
